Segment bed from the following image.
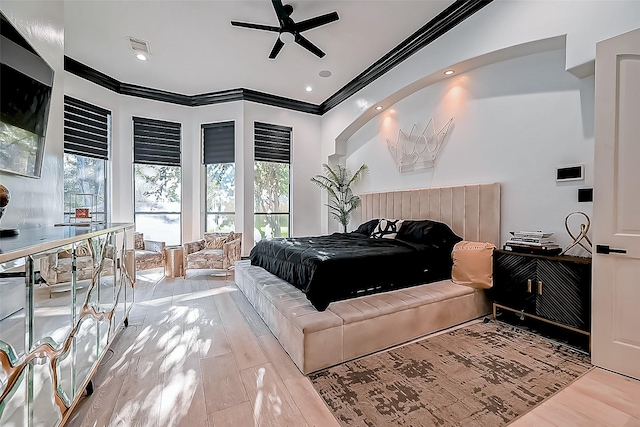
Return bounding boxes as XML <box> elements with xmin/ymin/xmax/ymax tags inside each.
<box><xmin>236</xmin><ymin>183</ymin><xmax>500</xmax><ymax>373</ymax></box>
<box><xmin>249</xmin><ymin>219</ymin><xmax>462</xmax><ymax>311</ymax></box>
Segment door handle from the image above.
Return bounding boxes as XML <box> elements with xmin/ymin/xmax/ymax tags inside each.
<box><xmin>596</xmin><ymin>244</ymin><xmax>627</xmax><ymax>255</ymax></box>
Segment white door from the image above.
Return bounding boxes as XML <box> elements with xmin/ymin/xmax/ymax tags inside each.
<box><xmin>592</xmin><ymin>27</ymin><xmax>640</xmax><ymax>380</ymax></box>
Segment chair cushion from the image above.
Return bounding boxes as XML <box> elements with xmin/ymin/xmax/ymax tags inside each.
<box><xmin>46</xmin><ymin>256</ymin><xmax>114</xmax><ymax>283</ymax></box>
<box><xmin>135</xmin><ymin>250</ymin><xmax>164</xmax><ymax>270</ymax></box>
<box><xmin>135</xmin><ymin>249</ymin><xmax>161</xmax><ymax>258</ymax></box>
<box><xmin>186</xmin><ymin>248</ymin><xmax>223</xmax><ymax>264</ymax></box>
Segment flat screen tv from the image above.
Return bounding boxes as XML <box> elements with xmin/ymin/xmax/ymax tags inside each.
<box><xmin>0</xmin><ymin>12</ymin><xmax>54</xmax><ymax>178</ymax></box>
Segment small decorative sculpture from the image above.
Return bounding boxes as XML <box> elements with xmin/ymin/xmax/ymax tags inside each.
<box><xmin>561</xmin><ymin>211</ymin><xmax>592</xmax><ymax>256</ymax></box>
<box><xmin>0</xmin><ymin>184</ymin><xmax>19</xmax><ymax>237</ymax></box>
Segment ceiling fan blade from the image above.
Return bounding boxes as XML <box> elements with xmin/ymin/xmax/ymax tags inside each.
<box><xmin>269</xmin><ymin>38</ymin><xmax>285</xmax><ymax>59</ymax></box>
<box><xmin>271</xmin><ymin>0</ymin><xmax>292</xmax><ymax>27</ymax></box>
<box><xmin>230</xmin><ymin>21</ymin><xmax>279</xmax><ymax>32</ymax></box>
<box><xmin>294</xmin><ymin>11</ymin><xmax>339</xmax><ymax>33</ymax></box>
<box><xmin>294</xmin><ymin>33</ymin><xmax>325</xmax><ymax>58</ymax></box>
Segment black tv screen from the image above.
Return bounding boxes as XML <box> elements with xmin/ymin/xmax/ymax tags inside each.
<box><xmin>0</xmin><ymin>13</ymin><xmax>54</xmax><ymax>178</ymax></box>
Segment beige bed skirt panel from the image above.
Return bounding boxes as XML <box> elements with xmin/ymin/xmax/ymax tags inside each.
<box><xmin>358</xmin><ymin>183</ymin><xmax>501</xmax><ymax>246</ymax></box>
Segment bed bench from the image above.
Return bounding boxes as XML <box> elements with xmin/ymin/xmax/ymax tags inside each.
<box><xmin>236</xmin><ymin>260</ymin><xmax>491</xmax><ymax>374</ymax></box>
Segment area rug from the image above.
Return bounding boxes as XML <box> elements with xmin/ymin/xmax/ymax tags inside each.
<box><xmin>309</xmin><ymin>320</ymin><xmax>591</xmax><ymax>426</ymax></box>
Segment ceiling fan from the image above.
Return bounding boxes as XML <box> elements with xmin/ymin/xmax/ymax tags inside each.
<box><xmin>231</xmin><ymin>0</ymin><xmax>339</xmax><ymax>59</ymax></box>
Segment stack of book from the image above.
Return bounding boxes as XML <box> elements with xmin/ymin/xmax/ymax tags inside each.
<box><xmin>504</xmin><ymin>231</ymin><xmax>562</xmax><ymax>255</ymax></box>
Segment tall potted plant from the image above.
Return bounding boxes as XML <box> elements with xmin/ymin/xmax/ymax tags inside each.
<box><xmin>311</xmin><ymin>163</ymin><xmax>368</xmax><ymax>232</ymax></box>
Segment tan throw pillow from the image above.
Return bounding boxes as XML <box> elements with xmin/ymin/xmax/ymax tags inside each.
<box><xmin>451</xmin><ymin>241</ymin><xmax>496</xmax><ymax>289</ymax></box>
<box><xmin>205</xmin><ymin>232</ymin><xmax>234</xmax><ymax>249</ymax></box>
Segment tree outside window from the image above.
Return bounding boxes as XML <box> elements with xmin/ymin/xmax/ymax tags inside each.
<box><xmin>206</xmin><ymin>162</ymin><xmax>235</xmax><ymax>232</ymax></box>
<box><xmin>254</xmin><ymin>161</ymin><xmax>289</xmax><ymax>240</ymax></box>
<box><xmin>134</xmin><ymin>164</ymin><xmax>181</xmax><ymax>246</ymax></box>
<box><xmin>63</xmin><ymin>153</ymin><xmax>106</xmax><ymax>222</ymax></box>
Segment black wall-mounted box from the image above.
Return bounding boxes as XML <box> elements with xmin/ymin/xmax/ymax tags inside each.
<box><xmin>578</xmin><ymin>188</ymin><xmax>593</xmax><ymax>202</ymax></box>
<box><xmin>556</xmin><ymin>165</ymin><xmax>584</xmax><ymax>181</ymax></box>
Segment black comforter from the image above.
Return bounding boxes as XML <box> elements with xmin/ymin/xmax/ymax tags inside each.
<box><xmin>249</xmin><ymin>231</ymin><xmax>455</xmax><ymax>311</ymax></box>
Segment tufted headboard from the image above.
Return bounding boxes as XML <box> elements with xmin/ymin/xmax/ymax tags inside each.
<box><xmin>358</xmin><ymin>183</ymin><xmax>501</xmax><ymax>246</ymax></box>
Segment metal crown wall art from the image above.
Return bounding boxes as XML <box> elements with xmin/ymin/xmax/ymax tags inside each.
<box><xmin>386</xmin><ymin>118</ymin><xmax>453</xmax><ymax>172</ymax></box>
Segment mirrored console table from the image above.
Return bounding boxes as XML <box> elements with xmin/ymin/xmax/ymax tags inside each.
<box><xmin>0</xmin><ymin>223</ymin><xmax>135</xmax><ymax>426</ymax></box>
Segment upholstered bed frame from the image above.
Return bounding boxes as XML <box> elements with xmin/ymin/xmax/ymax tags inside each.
<box><xmin>235</xmin><ymin>183</ymin><xmax>500</xmax><ymax>374</ymax></box>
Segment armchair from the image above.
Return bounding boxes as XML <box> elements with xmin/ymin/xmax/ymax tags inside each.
<box><xmin>183</xmin><ymin>232</ymin><xmax>242</xmax><ymax>278</ymax></box>
<box><xmin>40</xmin><ymin>243</ymin><xmax>114</xmax><ymax>296</ymax></box>
<box><xmin>134</xmin><ymin>232</ymin><xmax>166</xmax><ymax>272</ymax></box>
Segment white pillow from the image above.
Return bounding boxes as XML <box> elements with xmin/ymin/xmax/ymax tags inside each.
<box><xmin>370</xmin><ymin>219</ymin><xmax>404</xmax><ymax>239</ymax></box>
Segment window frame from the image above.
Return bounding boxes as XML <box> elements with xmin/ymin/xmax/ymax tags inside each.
<box><xmin>205</xmin><ymin>162</ymin><xmax>236</xmax><ymax>233</ymax></box>
<box><xmin>63</xmin><ymin>97</ymin><xmax>111</xmax><ymax>223</ymax></box>
<box><xmin>253</xmin><ymin>122</ymin><xmax>292</xmax><ymax>240</ymax></box>
<box><xmin>253</xmin><ymin>170</ymin><xmax>291</xmax><ymax>237</ymax></box>
<box><xmin>202</xmin><ymin>121</ymin><xmax>236</xmax><ymax>233</ymax></box>
<box><xmin>132</xmin><ymin>117</ymin><xmax>183</xmax><ymax>245</ymax></box>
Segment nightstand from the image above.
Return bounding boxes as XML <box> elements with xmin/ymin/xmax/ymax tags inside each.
<box><xmin>492</xmin><ymin>249</ymin><xmax>592</xmax><ymax>349</ymax></box>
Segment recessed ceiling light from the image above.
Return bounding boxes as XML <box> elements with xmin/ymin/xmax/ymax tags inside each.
<box><xmin>444</xmin><ymin>69</ymin><xmax>455</xmax><ymax>75</ymax></box>
<box><xmin>376</xmin><ymin>106</ymin><xmax>383</xmax><ymax>110</ymax></box>
<box><xmin>319</xmin><ymin>70</ymin><xmax>332</xmax><ymax>78</ymax></box>
<box><xmin>305</xmin><ymin>86</ymin><xmax>313</xmax><ymax>92</ymax></box>
<box><xmin>136</xmin><ymin>53</ymin><xmax>147</xmax><ymax>61</ymax></box>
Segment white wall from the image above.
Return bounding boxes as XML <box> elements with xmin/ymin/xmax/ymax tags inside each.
<box><xmin>0</xmin><ymin>1</ymin><xmax>64</xmax><ymax>229</ymax></box>
<box><xmin>320</xmin><ymin>0</ymin><xmax>640</xmax><ymax>242</ymax></box>
<box><xmin>346</xmin><ymin>49</ymin><xmax>593</xmax><ymax>251</ymax></box>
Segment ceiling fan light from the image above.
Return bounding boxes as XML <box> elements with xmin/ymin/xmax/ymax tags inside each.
<box><xmin>279</xmin><ymin>31</ymin><xmax>295</xmax><ymax>44</ymax></box>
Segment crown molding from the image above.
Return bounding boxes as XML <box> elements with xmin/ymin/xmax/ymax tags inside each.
<box><xmin>65</xmin><ymin>56</ymin><xmax>318</xmax><ymax>113</ymax></box>
<box><xmin>64</xmin><ymin>0</ymin><xmax>492</xmax><ymax>116</ymax></box>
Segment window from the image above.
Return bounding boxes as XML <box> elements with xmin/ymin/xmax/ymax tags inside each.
<box><xmin>203</xmin><ymin>121</ymin><xmax>235</xmax><ymax>232</ymax></box>
<box><xmin>63</xmin><ymin>96</ymin><xmax>110</xmax><ymax>223</ymax></box>
<box><xmin>254</xmin><ymin>122</ymin><xmax>291</xmax><ymax>240</ymax></box>
<box><xmin>133</xmin><ymin>117</ymin><xmax>181</xmax><ymax>246</ymax></box>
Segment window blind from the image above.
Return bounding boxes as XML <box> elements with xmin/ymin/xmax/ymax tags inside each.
<box><xmin>133</xmin><ymin>116</ymin><xmax>181</xmax><ymax>166</ymax></box>
<box><xmin>254</xmin><ymin>122</ymin><xmax>291</xmax><ymax>164</ymax></box>
<box><xmin>202</xmin><ymin>121</ymin><xmax>235</xmax><ymax>164</ymax></box>
<box><xmin>63</xmin><ymin>96</ymin><xmax>110</xmax><ymax>160</ymax></box>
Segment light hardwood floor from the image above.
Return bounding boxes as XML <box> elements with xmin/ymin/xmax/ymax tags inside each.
<box><xmin>67</xmin><ymin>269</ymin><xmax>640</xmax><ymax>427</ymax></box>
